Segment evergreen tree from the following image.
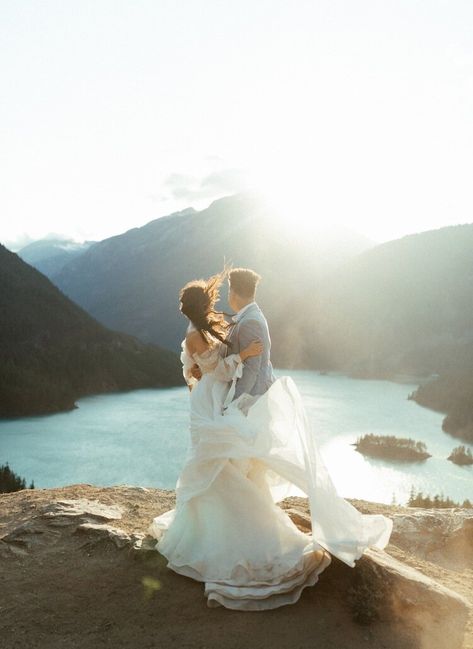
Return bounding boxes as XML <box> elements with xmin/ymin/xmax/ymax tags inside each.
<box><xmin>0</xmin><ymin>462</ymin><xmax>34</xmax><ymax>493</ymax></box>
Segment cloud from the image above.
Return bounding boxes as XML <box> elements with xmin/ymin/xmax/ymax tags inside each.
<box><xmin>149</xmin><ymin>167</ymin><xmax>252</xmax><ymax>205</ymax></box>
<box><xmin>2</xmin><ymin>231</ymin><xmax>85</xmax><ymax>252</ymax></box>
<box><xmin>2</xmin><ymin>233</ymin><xmax>37</xmax><ymax>252</ymax></box>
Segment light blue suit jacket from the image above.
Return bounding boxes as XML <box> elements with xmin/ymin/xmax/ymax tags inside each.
<box><xmin>225</xmin><ymin>302</ymin><xmax>276</xmax><ymax>400</ymax></box>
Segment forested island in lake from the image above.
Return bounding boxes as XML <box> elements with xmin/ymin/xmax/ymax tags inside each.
<box><xmin>447</xmin><ymin>446</ymin><xmax>473</xmax><ymax>466</ymax></box>
<box><xmin>354</xmin><ymin>434</ymin><xmax>431</xmax><ymax>461</ymax></box>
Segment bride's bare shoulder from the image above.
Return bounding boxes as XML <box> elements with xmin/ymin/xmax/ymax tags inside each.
<box><xmin>186</xmin><ymin>330</ymin><xmax>209</xmax><ymax>355</ymax></box>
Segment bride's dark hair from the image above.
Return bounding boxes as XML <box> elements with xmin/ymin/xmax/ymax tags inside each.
<box><xmin>179</xmin><ymin>266</ymin><xmax>232</xmax><ymax>346</ymax></box>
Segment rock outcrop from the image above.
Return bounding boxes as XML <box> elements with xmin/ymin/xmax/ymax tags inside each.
<box><xmin>0</xmin><ymin>484</ymin><xmax>471</xmax><ymax>649</ymax></box>
<box><xmin>390</xmin><ymin>508</ymin><xmax>473</xmax><ymax>570</ymax></box>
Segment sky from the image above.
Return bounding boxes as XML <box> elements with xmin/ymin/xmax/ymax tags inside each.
<box><xmin>1</xmin><ymin>0</ymin><xmax>473</xmax><ymax>250</ymax></box>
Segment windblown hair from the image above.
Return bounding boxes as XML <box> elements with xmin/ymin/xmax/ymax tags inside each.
<box><xmin>228</xmin><ymin>267</ymin><xmax>261</xmax><ymax>299</ymax></box>
<box><xmin>179</xmin><ymin>268</ymin><xmax>232</xmax><ymax>346</ymax></box>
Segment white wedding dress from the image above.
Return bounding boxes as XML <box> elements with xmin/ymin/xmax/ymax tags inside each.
<box><xmin>147</xmin><ymin>328</ymin><xmax>393</xmax><ymax>610</ymax></box>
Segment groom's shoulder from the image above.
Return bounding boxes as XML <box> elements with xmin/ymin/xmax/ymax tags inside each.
<box><xmin>240</xmin><ymin>303</ymin><xmax>263</xmax><ymax>320</ymax></box>
<box><xmin>239</xmin><ymin>303</ymin><xmax>268</xmax><ymax>328</ymax></box>
<box><xmin>253</xmin><ymin>302</ymin><xmax>267</xmax><ymax>320</ymax></box>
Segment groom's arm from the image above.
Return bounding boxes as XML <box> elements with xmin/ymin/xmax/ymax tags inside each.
<box><xmin>233</xmin><ymin>319</ymin><xmax>264</xmax><ymax>400</ymax></box>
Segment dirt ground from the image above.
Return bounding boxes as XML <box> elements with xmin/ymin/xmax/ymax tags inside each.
<box><xmin>0</xmin><ymin>483</ymin><xmax>471</xmax><ymax>649</ymax></box>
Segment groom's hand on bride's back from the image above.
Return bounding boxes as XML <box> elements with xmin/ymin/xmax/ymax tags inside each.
<box><xmin>190</xmin><ymin>363</ymin><xmax>202</xmax><ymax>380</ymax></box>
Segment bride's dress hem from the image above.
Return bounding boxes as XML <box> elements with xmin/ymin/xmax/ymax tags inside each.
<box><xmin>152</xmin><ymin>534</ymin><xmax>332</xmax><ymax>611</ymax></box>
<box><xmin>149</xmin><ymin>531</ymin><xmax>329</xmax><ymax>584</ymax></box>
<box><xmin>205</xmin><ymin>550</ymin><xmax>332</xmax><ymax>611</ymax></box>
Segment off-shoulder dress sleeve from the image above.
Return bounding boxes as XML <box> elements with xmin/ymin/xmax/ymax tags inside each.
<box><xmin>211</xmin><ymin>351</ymin><xmax>243</xmax><ymax>382</ymax></box>
<box><xmin>180</xmin><ymin>339</ymin><xmax>198</xmax><ymax>388</ymax></box>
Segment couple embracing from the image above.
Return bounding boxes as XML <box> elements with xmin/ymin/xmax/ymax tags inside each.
<box><xmin>148</xmin><ymin>266</ymin><xmax>393</xmax><ymax>611</ymax></box>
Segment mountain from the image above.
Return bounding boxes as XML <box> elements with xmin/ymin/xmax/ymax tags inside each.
<box><xmin>306</xmin><ymin>223</ymin><xmax>473</xmax><ymax>443</ymax></box>
<box><xmin>308</xmin><ymin>223</ymin><xmax>473</xmax><ymax>375</ymax></box>
<box><xmin>51</xmin><ymin>192</ymin><xmax>373</xmax><ymax>366</ymax></box>
<box><xmin>18</xmin><ymin>238</ymin><xmax>96</xmax><ymax>277</ymax></box>
<box><xmin>409</xmin><ymin>361</ymin><xmax>473</xmax><ymax>443</ymax></box>
<box><xmin>0</xmin><ymin>244</ymin><xmax>182</xmax><ymax>418</ymax></box>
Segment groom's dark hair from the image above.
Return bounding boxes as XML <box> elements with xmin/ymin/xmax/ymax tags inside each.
<box><xmin>228</xmin><ymin>268</ymin><xmax>261</xmax><ymax>299</ymax></box>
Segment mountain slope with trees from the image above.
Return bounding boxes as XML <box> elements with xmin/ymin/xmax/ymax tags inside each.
<box><xmin>308</xmin><ymin>223</ymin><xmax>473</xmax><ymax>442</ymax></box>
<box><xmin>309</xmin><ymin>223</ymin><xmax>473</xmax><ymax>377</ymax></box>
<box><xmin>0</xmin><ymin>244</ymin><xmax>182</xmax><ymax>417</ymax></box>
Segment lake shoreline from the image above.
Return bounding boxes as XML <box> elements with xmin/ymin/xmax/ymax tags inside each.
<box><xmin>1</xmin><ymin>371</ymin><xmax>471</xmax><ymax>505</ymax></box>
<box><xmin>0</xmin><ymin>368</ymin><xmax>437</xmax><ymax>423</ymax></box>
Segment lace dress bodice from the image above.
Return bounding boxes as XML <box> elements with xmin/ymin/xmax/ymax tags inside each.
<box><xmin>180</xmin><ymin>339</ymin><xmax>222</xmax><ymax>386</ymax></box>
<box><xmin>180</xmin><ymin>323</ymin><xmax>244</xmax><ymax>403</ymax></box>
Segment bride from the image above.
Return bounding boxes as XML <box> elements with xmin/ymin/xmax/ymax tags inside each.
<box><xmin>147</xmin><ymin>268</ymin><xmax>393</xmax><ymax>611</ymax></box>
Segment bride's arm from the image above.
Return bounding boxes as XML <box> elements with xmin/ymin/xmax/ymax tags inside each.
<box><xmin>181</xmin><ymin>331</ymin><xmax>209</xmax><ymax>389</ymax></box>
<box><xmin>185</xmin><ymin>330</ymin><xmax>262</xmax><ymax>383</ymax></box>
<box><xmin>212</xmin><ymin>340</ymin><xmax>263</xmax><ymax>381</ymax></box>
<box><xmin>181</xmin><ymin>346</ymin><xmax>198</xmax><ymax>390</ymax></box>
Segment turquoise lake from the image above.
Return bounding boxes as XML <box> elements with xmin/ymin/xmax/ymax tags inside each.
<box><xmin>1</xmin><ymin>370</ymin><xmax>472</xmax><ymax>506</ymax></box>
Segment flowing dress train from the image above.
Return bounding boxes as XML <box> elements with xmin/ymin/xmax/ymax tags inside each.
<box><xmin>147</xmin><ymin>336</ymin><xmax>393</xmax><ymax>610</ymax></box>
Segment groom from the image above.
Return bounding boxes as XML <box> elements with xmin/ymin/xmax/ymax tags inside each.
<box><xmin>226</xmin><ymin>267</ymin><xmax>276</xmax><ymax>402</ymax></box>
<box><xmin>191</xmin><ymin>267</ymin><xmax>276</xmax><ymax>404</ymax></box>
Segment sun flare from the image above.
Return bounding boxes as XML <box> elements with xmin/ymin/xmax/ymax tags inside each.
<box><xmin>246</xmin><ymin>157</ymin><xmax>341</xmax><ymax>243</ymax></box>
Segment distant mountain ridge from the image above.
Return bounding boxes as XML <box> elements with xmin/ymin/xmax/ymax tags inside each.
<box><xmin>51</xmin><ymin>192</ymin><xmax>373</xmax><ymax>366</ymax></box>
<box><xmin>310</xmin><ymin>223</ymin><xmax>473</xmax><ymax>376</ymax></box>
<box><xmin>18</xmin><ymin>238</ymin><xmax>96</xmax><ymax>277</ymax></box>
<box><xmin>0</xmin><ymin>244</ymin><xmax>182</xmax><ymax>418</ymax></box>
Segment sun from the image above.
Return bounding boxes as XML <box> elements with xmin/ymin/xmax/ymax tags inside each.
<box><xmin>245</xmin><ymin>156</ymin><xmax>338</xmax><ymax>242</ymax></box>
